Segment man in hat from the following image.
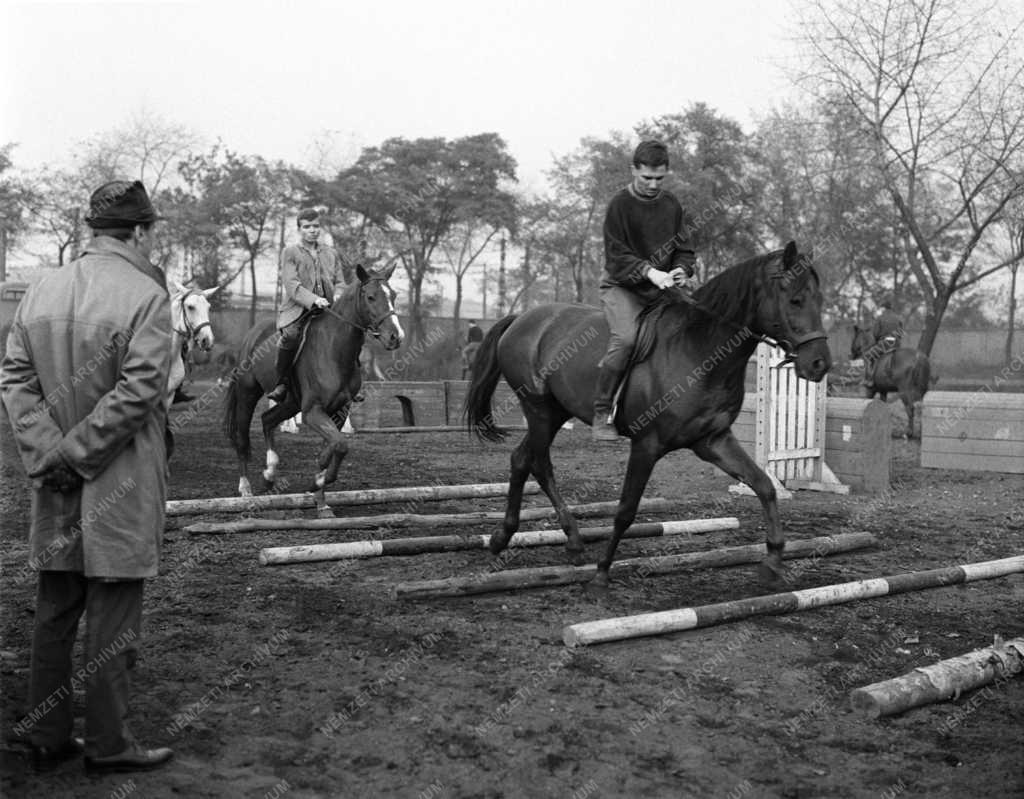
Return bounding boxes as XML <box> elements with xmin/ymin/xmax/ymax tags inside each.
<box><xmin>593</xmin><ymin>140</ymin><xmax>697</xmax><ymax>442</ymax></box>
<box><xmin>1</xmin><ymin>180</ymin><xmax>175</xmax><ymax>774</ymax></box>
<box><xmin>266</xmin><ymin>209</ymin><xmax>345</xmax><ymax>402</ymax></box>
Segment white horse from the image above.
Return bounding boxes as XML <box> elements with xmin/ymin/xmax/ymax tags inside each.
<box><xmin>168</xmin><ymin>281</ymin><xmax>218</xmax><ymax>405</ymax></box>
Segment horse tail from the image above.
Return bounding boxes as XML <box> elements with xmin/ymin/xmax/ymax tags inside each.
<box><xmin>464</xmin><ymin>314</ymin><xmax>518</xmax><ymax>442</ymax></box>
<box><xmin>912</xmin><ymin>353</ymin><xmax>932</xmax><ymax>398</ymax></box>
<box><xmin>222</xmin><ymin>364</ymin><xmax>251</xmax><ymax>460</ymax></box>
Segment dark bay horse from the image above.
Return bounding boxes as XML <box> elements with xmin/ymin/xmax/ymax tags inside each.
<box><xmin>465</xmin><ymin>242</ymin><xmax>832</xmax><ymax>592</ymax></box>
<box><xmin>851</xmin><ymin>325</ymin><xmax>932</xmax><ymax>438</ymax></box>
<box><xmin>223</xmin><ymin>264</ymin><xmax>404</xmax><ymax>513</ymax></box>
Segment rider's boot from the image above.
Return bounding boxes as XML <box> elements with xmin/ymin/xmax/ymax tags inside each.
<box><xmin>592</xmin><ymin>365</ymin><xmax>624</xmax><ymax>443</ymax></box>
<box><xmin>266</xmin><ymin>344</ymin><xmax>299</xmax><ymax>403</ymax></box>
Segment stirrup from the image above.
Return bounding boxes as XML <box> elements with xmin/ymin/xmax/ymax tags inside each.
<box><xmin>592</xmin><ymin>415</ymin><xmax>620</xmax><ymax>442</ymax></box>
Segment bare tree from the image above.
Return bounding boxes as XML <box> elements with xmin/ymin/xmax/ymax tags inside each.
<box><xmin>77</xmin><ymin>111</ymin><xmax>199</xmax><ymax>193</ymax></box>
<box><xmin>23</xmin><ymin>167</ymin><xmax>87</xmax><ymax>266</ymax></box>
<box><xmin>796</xmin><ymin>0</ymin><xmax>1024</xmax><ymax>354</ymax></box>
<box><xmin>441</xmin><ymin>220</ymin><xmax>502</xmax><ymax>332</ymax></box>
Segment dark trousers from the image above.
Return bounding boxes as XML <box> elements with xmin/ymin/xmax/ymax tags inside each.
<box><xmin>23</xmin><ymin>571</ymin><xmax>143</xmax><ymax>757</ymax></box>
<box><xmin>598</xmin><ymin>286</ymin><xmax>647</xmax><ymax>372</ymax></box>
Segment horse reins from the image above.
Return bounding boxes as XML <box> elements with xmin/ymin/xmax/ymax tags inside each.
<box><xmin>671</xmin><ymin>259</ymin><xmax>827</xmax><ymax>364</ymax></box>
<box><xmin>311</xmin><ymin>278</ymin><xmax>398</xmax><ymax>339</ymax></box>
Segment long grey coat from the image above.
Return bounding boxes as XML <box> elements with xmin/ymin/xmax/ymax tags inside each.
<box><xmin>1</xmin><ymin>236</ymin><xmax>171</xmax><ymax>578</ymax></box>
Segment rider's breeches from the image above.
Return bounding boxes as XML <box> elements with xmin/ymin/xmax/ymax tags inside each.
<box><xmin>277</xmin><ymin>320</ymin><xmax>303</xmax><ymax>350</ymax></box>
<box><xmin>598</xmin><ymin>285</ymin><xmax>646</xmax><ymax>372</ymax></box>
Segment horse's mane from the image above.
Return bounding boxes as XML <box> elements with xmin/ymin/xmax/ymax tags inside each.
<box><xmin>662</xmin><ymin>248</ymin><xmax>816</xmax><ymax>335</ymax></box>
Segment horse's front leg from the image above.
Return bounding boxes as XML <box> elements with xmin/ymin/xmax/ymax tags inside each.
<box><xmin>261</xmin><ymin>398</ymin><xmax>301</xmax><ymax>489</ymax></box>
<box><xmin>691</xmin><ymin>430</ymin><xmax>784</xmax><ymax>585</ymax></box>
<box><xmin>302</xmin><ymin>403</ymin><xmax>349</xmax><ymax>516</ymax></box>
<box><xmin>590</xmin><ymin>437</ymin><xmax>661</xmax><ymax>595</ymax></box>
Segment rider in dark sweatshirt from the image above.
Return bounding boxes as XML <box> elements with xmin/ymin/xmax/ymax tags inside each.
<box><xmin>593</xmin><ymin>140</ymin><xmax>697</xmax><ymax>441</ymax></box>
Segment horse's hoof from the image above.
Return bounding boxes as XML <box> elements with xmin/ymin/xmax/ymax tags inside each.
<box><xmin>584</xmin><ymin>576</ymin><xmax>610</xmax><ymax>602</ymax></box>
<box><xmin>757</xmin><ymin>560</ymin><xmax>786</xmax><ymax>588</ymax></box>
<box><xmin>488</xmin><ymin>536</ymin><xmax>509</xmax><ymax>556</ymax></box>
<box><xmin>317</xmin><ymin>506</ymin><xmax>335</xmax><ymax>519</ymax></box>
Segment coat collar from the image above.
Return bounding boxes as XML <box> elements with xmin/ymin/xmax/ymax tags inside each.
<box><xmin>82</xmin><ymin>236</ymin><xmax>168</xmax><ymax>292</ymax></box>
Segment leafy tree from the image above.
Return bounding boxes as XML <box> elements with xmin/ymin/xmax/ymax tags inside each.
<box><xmin>636</xmin><ymin>103</ymin><xmax>761</xmax><ymax>276</ymax></box>
<box><xmin>334</xmin><ymin>134</ymin><xmax>518</xmax><ymax>342</ymax></box>
<box><xmin>536</xmin><ymin>135</ymin><xmax>631</xmax><ymax>303</ymax></box>
<box><xmin>750</xmin><ymin>100</ymin><xmax>908</xmax><ymax>321</ymax></box>
<box><xmin>179</xmin><ymin>146</ymin><xmax>291</xmax><ymax>324</ymax></box>
<box><xmin>0</xmin><ymin>143</ymin><xmax>36</xmax><ymax>270</ymax></box>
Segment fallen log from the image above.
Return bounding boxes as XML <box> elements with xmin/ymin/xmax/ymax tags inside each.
<box><xmin>259</xmin><ymin>517</ymin><xmax>739</xmax><ymax>565</ymax></box>
<box><xmin>186</xmin><ymin>498</ymin><xmax>672</xmax><ymax>535</ymax></box>
<box><xmin>850</xmin><ymin>636</ymin><xmax>1024</xmax><ymax>718</ymax></box>
<box><xmin>393</xmin><ymin>532</ymin><xmax>878</xmax><ymax>600</ymax></box>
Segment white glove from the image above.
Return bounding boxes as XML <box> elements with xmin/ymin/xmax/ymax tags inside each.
<box><xmin>647</xmin><ymin>268</ymin><xmax>675</xmax><ymax>290</ymax></box>
<box><xmin>312</xmin><ymin>297</ymin><xmax>330</xmax><ymax>309</ymax></box>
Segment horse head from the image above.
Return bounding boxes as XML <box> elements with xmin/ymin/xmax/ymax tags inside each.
<box><xmin>171</xmin><ymin>280</ymin><xmax>217</xmax><ymax>352</ymax></box>
<box><xmin>760</xmin><ymin>241</ymin><xmax>832</xmax><ymax>382</ymax></box>
<box><xmin>353</xmin><ymin>263</ymin><xmax>404</xmax><ymax>350</ymax></box>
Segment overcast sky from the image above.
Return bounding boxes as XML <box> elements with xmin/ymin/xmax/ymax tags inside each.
<box><xmin>2</xmin><ymin>0</ymin><xmax>797</xmax><ymax>188</ymax></box>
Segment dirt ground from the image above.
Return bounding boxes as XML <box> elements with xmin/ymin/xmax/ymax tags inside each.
<box><xmin>2</xmin><ymin>380</ymin><xmax>1022</xmax><ymax>799</ymax></box>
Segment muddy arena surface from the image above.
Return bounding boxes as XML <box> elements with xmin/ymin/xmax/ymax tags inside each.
<box><xmin>2</xmin><ymin>381</ymin><xmax>1022</xmax><ymax>799</ymax></box>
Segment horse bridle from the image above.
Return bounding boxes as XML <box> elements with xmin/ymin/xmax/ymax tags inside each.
<box><xmin>174</xmin><ymin>290</ymin><xmax>212</xmax><ymax>349</ymax></box>
<box><xmin>315</xmin><ymin>277</ymin><xmax>398</xmax><ymax>339</ymax></box>
<box><xmin>764</xmin><ymin>258</ymin><xmax>828</xmax><ymax>363</ymax></box>
<box><xmin>673</xmin><ymin>254</ymin><xmax>827</xmax><ymax>363</ymax></box>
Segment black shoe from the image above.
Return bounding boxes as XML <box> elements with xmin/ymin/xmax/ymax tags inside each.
<box><xmin>32</xmin><ymin>736</ymin><xmax>84</xmax><ymax>773</ymax></box>
<box><xmin>353</xmin><ymin>390</ymin><xmax>365</xmax><ymax>402</ymax></box>
<box><xmin>85</xmin><ymin>744</ymin><xmax>174</xmax><ymax>775</ymax></box>
<box><xmin>266</xmin><ymin>383</ymin><xmax>288</xmax><ymax>403</ymax></box>
<box><xmin>172</xmin><ymin>386</ymin><xmax>195</xmax><ymax>405</ymax></box>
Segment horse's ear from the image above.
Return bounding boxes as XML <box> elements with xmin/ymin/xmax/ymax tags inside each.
<box><xmin>173</xmin><ymin>279</ymin><xmax>188</xmax><ymax>294</ymax></box>
<box><xmin>381</xmin><ymin>260</ymin><xmax>397</xmax><ymax>281</ymax></box>
<box><xmin>356</xmin><ymin>264</ymin><xmax>369</xmax><ymax>284</ymax></box>
<box><xmin>202</xmin><ymin>285</ymin><xmax>221</xmax><ymax>297</ymax></box>
<box><xmin>782</xmin><ymin>241</ymin><xmax>798</xmax><ymax>270</ymax></box>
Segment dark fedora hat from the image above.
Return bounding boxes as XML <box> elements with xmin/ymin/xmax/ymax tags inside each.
<box><xmin>85</xmin><ymin>180</ymin><xmax>162</xmax><ymax>229</ymax></box>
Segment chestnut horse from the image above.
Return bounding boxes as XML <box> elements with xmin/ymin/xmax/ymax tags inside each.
<box><xmin>465</xmin><ymin>242</ymin><xmax>832</xmax><ymax>592</ymax></box>
<box><xmin>223</xmin><ymin>264</ymin><xmax>403</xmax><ymax>513</ymax></box>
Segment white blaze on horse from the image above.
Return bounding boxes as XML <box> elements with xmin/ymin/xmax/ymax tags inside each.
<box><xmin>168</xmin><ymin>281</ymin><xmax>218</xmax><ymax>405</ymax></box>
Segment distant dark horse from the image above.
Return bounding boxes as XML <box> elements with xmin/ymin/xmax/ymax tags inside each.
<box><xmin>851</xmin><ymin>325</ymin><xmax>932</xmax><ymax>439</ymax></box>
<box><xmin>223</xmin><ymin>264</ymin><xmax>404</xmax><ymax>513</ymax></box>
<box><xmin>466</xmin><ymin>242</ymin><xmax>832</xmax><ymax>592</ymax></box>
